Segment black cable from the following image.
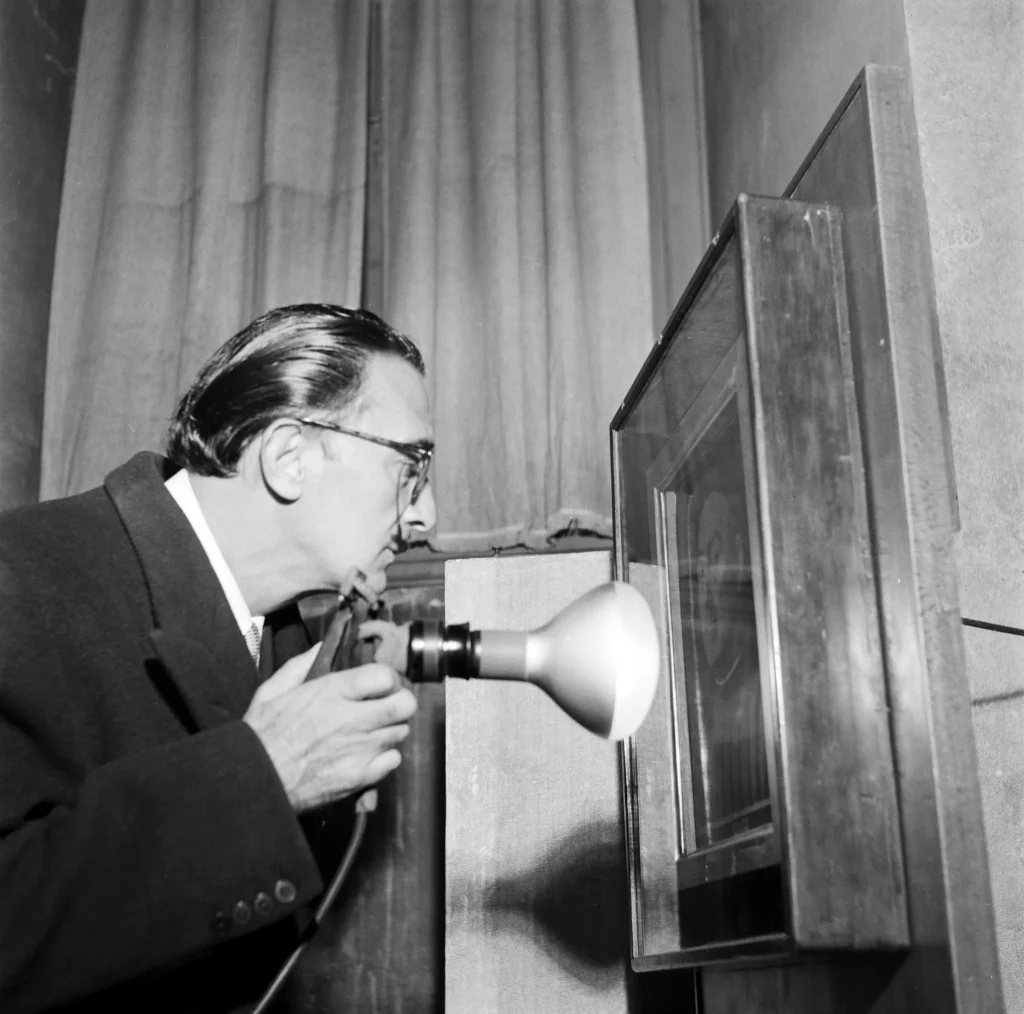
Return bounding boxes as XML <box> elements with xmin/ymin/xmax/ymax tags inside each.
<box><xmin>961</xmin><ymin>617</ymin><xmax>1024</xmax><ymax>708</ymax></box>
<box><xmin>251</xmin><ymin>809</ymin><xmax>369</xmax><ymax>1014</ymax></box>
<box><xmin>973</xmin><ymin>687</ymin><xmax>1024</xmax><ymax>708</ymax></box>
<box><xmin>962</xmin><ymin>616</ymin><xmax>1024</xmax><ymax>638</ymax></box>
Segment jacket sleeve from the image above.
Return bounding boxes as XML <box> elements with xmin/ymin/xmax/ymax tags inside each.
<box><xmin>0</xmin><ymin>574</ymin><xmax>325</xmax><ymax>1011</ymax></box>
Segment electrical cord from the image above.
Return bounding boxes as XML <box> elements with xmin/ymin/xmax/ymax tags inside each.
<box><xmin>251</xmin><ymin>806</ymin><xmax>369</xmax><ymax>1014</ymax></box>
<box><xmin>250</xmin><ymin>591</ymin><xmax>377</xmax><ymax>1014</ymax></box>
<box><xmin>962</xmin><ymin>616</ymin><xmax>1024</xmax><ymax>638</ymax></box>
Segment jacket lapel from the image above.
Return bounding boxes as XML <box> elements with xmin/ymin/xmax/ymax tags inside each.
<box><xmin>105</xmin><ymin>452</ymin><xmax>262</xmax><ymax>730</ymax></box>
<box><xmin>146</xmin><ymin>630</ymin><xmax>236</xmax><ymax>730</ymax></box>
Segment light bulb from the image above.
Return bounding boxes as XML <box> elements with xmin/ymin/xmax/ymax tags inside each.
<box><xmin>407</xmin><ymin>581</ymin><xmax>660</xmax><ymax>740</ymax></box>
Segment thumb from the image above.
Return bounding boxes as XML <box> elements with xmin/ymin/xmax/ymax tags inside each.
<box><xmin>250</xmin><ymin>641</ymin><xmax>323</xmax><ymax>705</ymax></box>
<box><xmin>357</xmin><ymin>619</ymin><xmax>400</xmax><ymax>641</ymax></box>
<box><xmin>357</xmin><ymin>620</ymin><xmax>411</xmax><ymax>674</ymax></box>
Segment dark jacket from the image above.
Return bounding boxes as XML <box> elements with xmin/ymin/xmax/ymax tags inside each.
<box><xmin>0</xmin><ymin>453</ymin><xmax>326</xmax><ymax>1013</ymax></box>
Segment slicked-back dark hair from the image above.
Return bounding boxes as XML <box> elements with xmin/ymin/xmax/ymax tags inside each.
<box><xmin>166</xmin><ymin>304</ymin><xmax>424</xmax><ymax>476</ymax></box>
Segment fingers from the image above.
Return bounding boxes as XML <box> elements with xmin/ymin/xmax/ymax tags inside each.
<box><xmin>314</xmin><ymin>664</ymin><xmax>417</xmax><ymax>729</ymax></box>
<box><xmin>332</xmin><ymin>663</ymin><xmax>401</xmax><ymax>701</ymax></box>
<box><xmin>375</xmin><ymin>722</ymin><xmax>411</xmax><ymax>750</ymax></box>
<box><xmin>340</xmin><ymin>746</ymin><xmax>405</xmax><ymax>807</ymax></box>
<box><xmin>358</xmin><ymin>688</ymin><xmax>417</xmax><ymax>731</ymax></box>
<box><xmin>364</xmin><ymin>749</ymin><xmax>402</xmax><ymax>784</ymax></box>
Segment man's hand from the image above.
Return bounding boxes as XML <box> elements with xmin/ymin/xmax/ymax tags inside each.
<box><xmin>243</xmin><ymin>643</ymin><xmax>417</xmax><ymax>813</ymax></box>
<box><xmin>357</xmin><ymin>620</ymin><xmax>411</xmax><ymax>674</ymax></box>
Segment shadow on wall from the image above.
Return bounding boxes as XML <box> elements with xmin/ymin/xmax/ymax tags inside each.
<box><xmin>451</xmin><ymin>817</ymin><xmax>632</xmax><ymax>986</ymax></box>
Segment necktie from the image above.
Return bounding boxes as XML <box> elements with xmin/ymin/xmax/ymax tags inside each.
<box><xmin>244</xmin><ymin>622</ymin><xmax>262</xmax><ymax>668</ymax></box>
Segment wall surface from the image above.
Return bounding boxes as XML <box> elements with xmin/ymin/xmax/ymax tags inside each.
<box><xmin>0</xmin><ymin>0</ymin><xmax>84</xmax><ymax>508</ymax></box>
<box><xmin>699</xmin><ymin>0</ymin><xmax>909</xmax><ymax>226</ymax></box>
<box><xmin>444</xmin><ymin>551</ymin><xmax>632</xmax><ymax>1013</ymax></box>
<box><xmin>901</xmin><ymin>1</ymin><xmax>1024</xmax><ymax>1009</ymax></box>
<box><xmin>443</xmin><ymin>550</ymin><xmax>700</xmax><ymax>1014</ymax></box>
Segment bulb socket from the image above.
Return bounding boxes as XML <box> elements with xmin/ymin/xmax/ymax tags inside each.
<box><xmin>406</xmin><ymin>621</ymin><xmax>481</xmax><ymax>682</ymax></box>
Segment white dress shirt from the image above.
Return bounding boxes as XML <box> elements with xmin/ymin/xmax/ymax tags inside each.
<box><xmin>164</xmin><ymin>468</ymin><xmax>265</xmax><ymax>642</ymax></box>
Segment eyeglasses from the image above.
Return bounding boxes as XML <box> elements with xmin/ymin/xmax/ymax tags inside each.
<box><xmin>297</xmin><ymin>417</ymin><xmax>433</xmax><ymax>505</ymax></box>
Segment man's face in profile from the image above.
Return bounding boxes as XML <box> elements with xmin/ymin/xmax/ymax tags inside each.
<box><xmin>291</xmin><ymin>354</ymin><xmax>437</xmax><ymax>597</ymax></box>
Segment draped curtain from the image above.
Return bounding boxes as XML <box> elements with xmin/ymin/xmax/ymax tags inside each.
<box><xmin>42</xmin><ymin>0</ymin><xmax>654</xmax><ymax>551</ymax></box>
<box><xmin>382</xmin><ymin>0</ymin><xmax>653</xmax><ymax>549</ymax></box>
<box><xmin>41</xmin><ymin>0</ymin><xmax>370</xmax><ymax>499</ymax></box>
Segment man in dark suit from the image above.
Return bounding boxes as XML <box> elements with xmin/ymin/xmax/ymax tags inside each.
<box><xmin>0</xmin><ymin>305</ymin><xmax>435</xmax><ymax>1013</ymax></box>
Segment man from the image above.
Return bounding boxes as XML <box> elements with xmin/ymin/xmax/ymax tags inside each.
<box><xmin>0</xmin><ymin>304</ymin><xmax>436</xmax><ymax>1012</ymax></box>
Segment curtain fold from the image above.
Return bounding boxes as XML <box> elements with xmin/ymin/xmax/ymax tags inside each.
<box><xmin>42</xmin><ymin>0</ymin><xmax>654</xmax><ymax>550</ymax></box>
<box><xmin>381</xmin><ymin>0</ymin><xmax>654</xmax><ymax>550</ymax></box>
<box><xmin>41</xmin><ymin>0</ymin><xmax>370</xmax><ymax>499</ymax></box>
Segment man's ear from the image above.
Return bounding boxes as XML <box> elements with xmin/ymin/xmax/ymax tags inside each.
<box><xmin>256</xmin><ymin>419</ymin><xmax>312</xmax><ymax>503</ymax></box>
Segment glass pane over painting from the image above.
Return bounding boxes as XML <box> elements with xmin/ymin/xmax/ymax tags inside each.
<box><xmin>616</xmin><ymin>235</ymin><xmax>772</xmax><ymax>857</ymax></box>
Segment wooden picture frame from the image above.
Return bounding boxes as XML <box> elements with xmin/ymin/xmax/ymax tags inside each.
<box><xmin>611</xmin><ymin>194</ymin><xmax>908</xmax><ymax>967</ymax></box>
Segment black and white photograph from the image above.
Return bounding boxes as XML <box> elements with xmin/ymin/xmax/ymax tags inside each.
<box><xmin>0</xmin><ymin>2</ymin><xmax>1017</xmax><ymax>1013</ymax></box>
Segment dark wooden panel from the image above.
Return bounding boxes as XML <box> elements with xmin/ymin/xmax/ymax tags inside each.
<box><xmin>740</xmin><ymin>197</ymin><xmax>906</xmax><ymax>948</ymax></box>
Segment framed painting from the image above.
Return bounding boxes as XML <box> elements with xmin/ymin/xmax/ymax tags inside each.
<box><xmin>611</xmin><ymin>194</ymin><xmax>907</xmax><ymax>966</ymax></box>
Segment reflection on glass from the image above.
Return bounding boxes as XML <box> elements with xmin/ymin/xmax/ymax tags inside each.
<box><xmin>661</xmin><ymin>396</ymin><xmax>769</xmax><ymax>850</ymax></box>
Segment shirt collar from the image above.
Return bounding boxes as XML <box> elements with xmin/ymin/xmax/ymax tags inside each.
<box><xmin>164</xmin><ymin>468</ymin><xmax>264</xmax><ymax>639</ymax></box>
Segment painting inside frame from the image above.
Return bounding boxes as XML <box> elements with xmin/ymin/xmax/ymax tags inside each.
<box><xmin>653</xmin><ymin>389</ymin><xmax>770</xmax><ymax>855</ymax></box>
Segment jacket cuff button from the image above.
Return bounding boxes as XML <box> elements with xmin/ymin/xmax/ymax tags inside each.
<box><xmin>233</xmin><ymin>900</ymin><xmax>252</xmax><ymax>925</ymax></box>
<box><xmin>211</xmin><ymin>912</ymin><xmax>231</xmax><ymax>937</ymax></box>
<box><xmin>254</xmin><ymin>891</ymin><xmax>273</xmax><ymax>917</ymax></box>
<box><xmin>274</xmin><ymin>878</ymin><xmax>297</xmax><ymax>904</ymax></box>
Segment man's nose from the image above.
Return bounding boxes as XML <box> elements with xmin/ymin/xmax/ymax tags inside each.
<box><xmin>402</xmin><ymin>481</ymin><xmax>437</xmax><ymax>536</ymax></box>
